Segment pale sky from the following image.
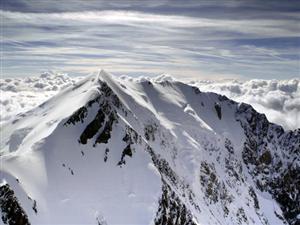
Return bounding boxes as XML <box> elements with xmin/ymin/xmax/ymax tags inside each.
<box><xmin>1</xmin><ymin>0</ymin><xmax>300</xmax><ymax>79</ymax></box>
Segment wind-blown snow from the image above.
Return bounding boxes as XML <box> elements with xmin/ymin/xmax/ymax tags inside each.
<box><xmin>1</xmin><ymin>72</ymin><xmax>299</xmax><ymax>130</ymax></box>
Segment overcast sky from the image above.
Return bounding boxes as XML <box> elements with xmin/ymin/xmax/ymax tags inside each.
<box><xmin>1</xmin><ymin>0</ymin><xmax>300</xmax><ymax>79</ymax></box>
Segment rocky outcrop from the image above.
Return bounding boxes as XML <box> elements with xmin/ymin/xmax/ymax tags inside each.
<box><xmin>0</xmin><ymin>184</ymin><xmax>30</xmax><ymax>225</ymax></box>
<box><xmin>154</xmin><ymin>181</ymin><xmax>196</xmax><ymax>225</ymax></box>
<box><xmin>236</xmin><ymin>102</ymin><xmax>300</xmax><ymax>225</ymax></box>
<box><xmin>2</xmin><ymin>74</ymin><xmax>298</xmax><ymax>225</ymax></box>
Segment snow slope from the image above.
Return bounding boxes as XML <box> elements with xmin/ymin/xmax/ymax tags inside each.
<box><xmin>0</xmin><ymin>72</ymin><xmax>80</xmax><ymax>124</ymax></box>
<box><xmin>0</xmin><ymin>70</ymin><xmax>299</xmax><ymax>225</ymax></box>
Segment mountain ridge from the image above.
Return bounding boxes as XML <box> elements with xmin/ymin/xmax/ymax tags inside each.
<box><xmin>0</xmin><ymin>70</ymin><xmax>299</xmax><ymax>225</ymax></box>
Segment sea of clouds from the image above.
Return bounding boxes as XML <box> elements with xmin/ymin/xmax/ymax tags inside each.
<box><xmin>193</xmin><ymin>79</ymin><xmax>300</xmax><ymax>131</ymax></box>
<box><xmin>1</xmin><ymin>72</ymin><xmax>299</xmax><ymax>130</ymax></box>
<box><xmin>0</xmin><ymin>72</ymin><xmax>80</xmax><ymax>124</ymax></box>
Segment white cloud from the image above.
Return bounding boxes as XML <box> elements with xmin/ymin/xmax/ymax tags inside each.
<box><xmin>193</xmin><ymin>79</ymin><xmax>300</xmax><ymax>130</ymax></box>
<box><xmin>0</xmin><ymin>72</ymin><xmax>80</xmax><ymax>123</ymax></box>
<box><xmin>1</xmin><ymin>73</ymin><xmax>299</xmax><ymax>130</ymax></box>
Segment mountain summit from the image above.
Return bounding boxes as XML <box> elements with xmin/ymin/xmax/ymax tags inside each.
<box><xmin>1</xmin><ymin>70</ymin><xmax>299</xmax><ymax>225</ymax></box>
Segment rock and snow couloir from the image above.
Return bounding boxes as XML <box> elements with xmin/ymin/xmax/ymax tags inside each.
<box><xmin>0</xmin><ymin>70</ymin><xmax>299</xmax><ymax>225</ymax></box>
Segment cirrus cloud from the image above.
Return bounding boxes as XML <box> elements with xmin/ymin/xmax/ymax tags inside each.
<box><xmin>2</xmin><ymin>0</ymin><xmax>300</xmax><ymax>79</ymax></box>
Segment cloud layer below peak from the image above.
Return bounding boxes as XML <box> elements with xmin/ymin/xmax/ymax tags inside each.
<box><xmin>193</xmin><ymin>79</ymin><xmax>300</xmax><ymax>130</ymax></box>
<box><xmin>1</xmin><ymin>73</ymin><xmax>299</xmax><ymax>130</ymax></box>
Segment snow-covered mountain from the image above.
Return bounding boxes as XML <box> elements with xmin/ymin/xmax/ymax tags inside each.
<box><xmin>0</xmin><ymin>70</ymin><xmax>299</xmax><ymax>225</ymax></box>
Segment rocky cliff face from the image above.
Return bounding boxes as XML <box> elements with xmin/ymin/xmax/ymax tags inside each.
<box><xmin>0</xmin><ymin>184</ymin><xmax>30</xmax><ymax>225</ymax></box>
<box><xmin>1</xmin><ymin>70</ymin><xmax>299</xmax><ymax>225</ymax></box>
<box><xmin>236</xmin><ymin>103</ymin><xmax>300</xmax><ymax>225</ymax></box>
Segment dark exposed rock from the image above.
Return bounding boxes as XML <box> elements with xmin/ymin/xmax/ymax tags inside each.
<box><xmin>104</xmin><ymin>148</ymin><xmax>109</xmax><ymax>162</ymax></box>
<box><xmin>225</xmin><ymin>157</ymin><xmax>243</xmax><ymax>183</ymax></box>
<box><xmin>154</xmin><ymin>181</ymin><xmax>196</xmax><ymax>225</ymax></box>
<box><xmin>123</xmin><ymin>126</ymin><xmax>140</xmax><ymax>145</ymax></box>
<box><xmin>68</xmin><ymin>80</ymin><xmax>121</xmax><ymax>146</ymax></box>
<box><xmin>118</xmin><ymin>144</ymin><xmax>133</xmax><ymax>166</ymax></box>
<box><xmin>150</xmin><ymin>150</ymin><xmax>179</xmax><ymax>188</ymax></box>
<box><xmin>259</xmin><ymin>150</ymin><xmax>272</xmax><ymax>165</ymax></box>
<box><xmin>236</xmin><ymin>102</ymin><xmax>300</xmax><ymax>225</ymax></box>
<box><xmin>145</xmin><ymin>145</ymin><xmax>201</xmax><ymax>214</ymax></box>
<box><xmin>271</xmin><ymin>167</ymin><xmax>300</xmax><ymax>225</ymax></box>
<box><xmin>0</xmin><ymin>184</ymin><xmax>30</xmax><ymax>225</ymax></box>
<box><xmin>225</xmin><ymin>138</ymin><xmax>234</xmax><ymax>154</ymax></box>
<box><xmin>32</xmin><ymin>200</ymin><xmax>37</xmax><ymax>214</ymax></box>
<box><xmin>218</xmin><ymin>94</ymin><xmax>230</xmax><ymax>102</ymax></box>
<box><xmin>144</xmin><ymin>123</ymin><xmax>158</xmax><ymax>141</ymax></box>
<box><xmin>122</xmin><ymin>144</ymin><xmax>133</xmax><ymax>157</ymax></box>
<box><xmin>68</xmin><ymin>167</ymin><xmax>74</xmax><ymax>175</ymax></box>
<box><xmin>200</xmin><ymin>162</ymin><xmax>220</xmax><ymax>204</ymax></box>
<box><xmin>64</xmin><ymin>106</ymin><xmax>88</xmax><ymax>126</ymax></box>
<box><xmin>98</xmin><ymin>81</ymin><xmax>113</xmax><ymax>97</ymax></box>
<box><xmin>199</xmin><ymin>161</ymin><xmax>234</xmax><ymax>218</ymax></box>
<box><xmin>64</xmin><ymin>94</ymin><xmax>102</xmax><ymax>127</ymax></box>
<box><xmin>192</xmin><ymin>86</ymin><xmax>201</xmax><ymax>94</ymax></box>
<box><xmin>94</xmin><ymin>113</ymin><xmax>115</xmax><ymax>145</ymax></box>
<box><xmin>98</xmin><ymin>80</ymin><xmax>121</xmax><ymax>108</ymax></box>
<box><xmin>122</xmin><ymin>133</ymin><xmax>131</xmax><ymax>143</ymax></box>
<box><xmin>79</xmin><ymin>109</ymin><xmax>105</xmax><ymax>144</ymax></box>
<box><xmin>236</xmin><ymin>207</ymin><xmax>248</xmax><ymax>225</ymax></box>
<box><xmin>214</xmin><ymin>103</ymin><xmax>222</xmax><ymax>120</ymax></box>
<box><xmin>96</xmin><ymin>216</ymin><xmax>107</xmax><ymax>225</ymax></box>
<box><xmin>248</xmin><ymin>187</ymin><xmax>259</xmax><ymax>210</ymax></box>
<box><xmin>86</xmin><ymin>95</ymin><xmax>101</xmax><ymax>107</ymax></box>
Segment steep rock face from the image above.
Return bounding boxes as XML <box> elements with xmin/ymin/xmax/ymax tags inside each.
<box><xmin>0</xmin><ymin>184</ymin><xmax>30</xmax><ymax>225</ymax></box>
<box><xmin>154</xmin><ymin>181</ymin><xmax>196</xmax><ymax>225</ymax></box>
<box><xmin>236</xmin><ymin>103</ymin><xmax>300</xmax><ymax>225</ymax></box>
<box><xmin>1</xmin><ymin>70</ymin><xmax>299</xmax><ymax>225</ymax></box>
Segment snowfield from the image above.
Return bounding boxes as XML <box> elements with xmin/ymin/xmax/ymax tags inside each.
<box><xmin>0</xmin><ymin>70</ymin><xmax>299</xmax><ymax>225</ymax></box>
